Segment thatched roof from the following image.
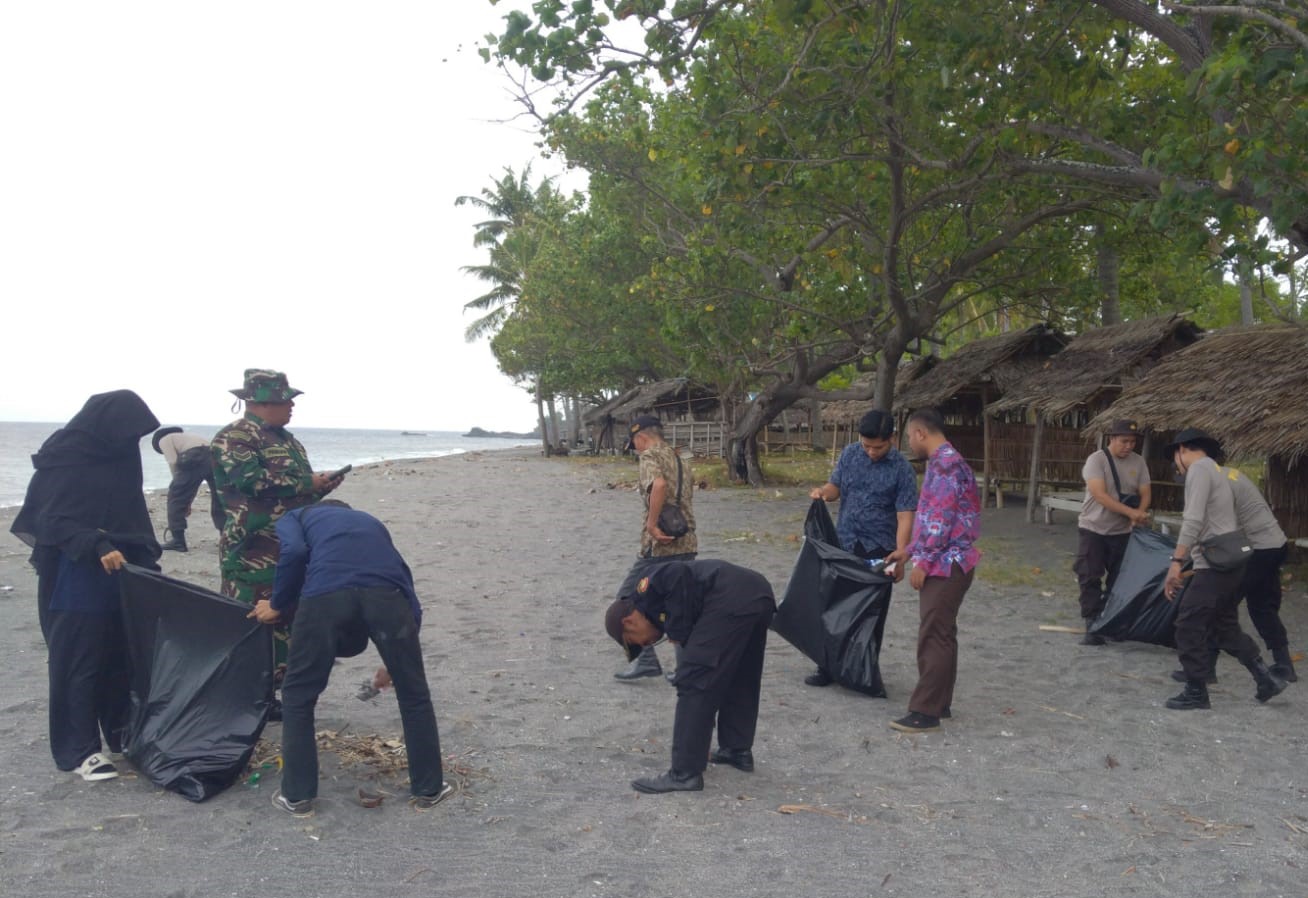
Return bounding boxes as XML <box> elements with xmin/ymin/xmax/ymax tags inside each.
<box><xmin>988</xmin><ymin>314</ymin><xmax>1202</xmax><ymax>419</ymax></box>
<box><xmin>821</xmin><ymin>357</ymin><xmax>937</xmax><ymax>426</ymax></box>
<box><xmin>1084</xmin><ymin>325</ymin><xmax>1308</xmax><ymax>463</ymax></box>
<box><xmin>892</xmin><ymin>324</ymin><xmax>1068</xmax><ymax>411</ymax></box>
<box><xmin>583</xmin><ymin>378</ymin><xmax>716</xmax><ymax>426</ymax></box>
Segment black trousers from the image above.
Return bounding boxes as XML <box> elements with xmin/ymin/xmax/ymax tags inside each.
<box><xmin>1074</xmin><ymin>528</ymin><xmax>1130</xmax><ymax>621</ymax></box>
<box><xmin>616</xmin><ymin>552</ymin><xmax>696</xmax><ymax>662</ymax></box>
<box><xmin>46</xmin><ymin>610</ymin><xmax>130</xmax><ymax>770</ymax></box>
<box><xmin>279</xmin><ymin>587</ymin><xmax>443</xmax><ymax>801</ymax></box>
<box><xmin>166</xmin><ymin>449</ymin><xmax>222</xmax><ymax>535</ymax></box>
<box><xmin>1238</xmin><ymin>544</ymin><xmax>1289</xmax><ymax>650</ymax></box>
<box><xmin>669</xmin><ymin>595</ymin><xmax>775</xmax><ymax>775</ymax></box>
<box><xmin>1175</xmin><ymin>567</ymin><xmax>1259</xmax><ymax>679</ymax></box>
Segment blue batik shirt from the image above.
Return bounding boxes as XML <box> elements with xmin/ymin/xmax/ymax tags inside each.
<box><xmin>830</xmin><ymin>443</ymin><xmax>919</xmax><ymax>555</ymax></box>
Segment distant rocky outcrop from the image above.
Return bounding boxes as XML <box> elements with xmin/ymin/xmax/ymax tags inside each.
<box><xmin>464</xmin><ymin>426</ymin><xmax>539</xmax><ymax>439</ymax></box>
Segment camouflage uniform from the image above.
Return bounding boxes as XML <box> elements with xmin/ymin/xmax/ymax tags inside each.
<box><xmin>211</xmin><ymin>370</ymin><xmax>322</xmax><ymax>664</ymax></box>
<box><xmin>639</xmin><ymin>442</ymin><xmax>697</xmax><ymax>557</ymax></box>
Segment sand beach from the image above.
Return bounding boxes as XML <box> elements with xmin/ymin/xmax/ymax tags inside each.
<box><xmin>1</xmin><ymin>447</ymin><xmax>1305</xmax><ymax>897</ymax></box>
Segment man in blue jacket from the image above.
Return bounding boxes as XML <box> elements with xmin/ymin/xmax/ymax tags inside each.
<box><xmin>249</xmin><ymin>500</ymin><xmax>449</xmax><ymax>816</ymax></box>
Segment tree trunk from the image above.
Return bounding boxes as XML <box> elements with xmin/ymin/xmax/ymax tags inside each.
<box><xmin>535</xmin><ymin>383</ymin><xmax>551</xmax><ymax>457</ymax></box>
<box><xmin>546</xmin><ymin>395</ymin><xmax>560</xmax><ymax>447</ymax></box>
<box><xmin>1096</xmin><ymin>224</ymin><xmax>1122</xmax><ymax>325</ymax></box>
<box><xmin>568</xmin><ymin>396</ymin><xmax>582</xmax><ymax>446</ymax></box>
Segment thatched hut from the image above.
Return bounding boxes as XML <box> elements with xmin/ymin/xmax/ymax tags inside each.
<box><xmin>583</xmin><ymin>378</ymin><xmax>719</xmax><ymax>453</ymax></box>
<box><xmin>986</xmin><ymin>314</ymin><xmax>1202</xmax><ymax>518</ymax></box>
<box><xmin>893</xmin><ymin>324</ymin><xmax>1069</xmax><ymax>504</ymax></box>
<box><xmin>1085</xmin><ymin>325</ymin><xmax>1308</xmax><ymax>538</ymax></box>
<box><xmin>820</xmin><ymin>358</ymin><xmax>937</xmax><ymax>444</ymax></box>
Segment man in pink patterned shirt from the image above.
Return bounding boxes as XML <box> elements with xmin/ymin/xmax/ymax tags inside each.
<box><xmin>886</xmin><ymin>408</ymin><xmax>981</xmax><ymax>732</ymax></box>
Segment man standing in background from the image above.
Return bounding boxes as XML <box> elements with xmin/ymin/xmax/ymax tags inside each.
<box><xmin>152</xmin><ymin>426</ymin><xmax>224</xmax><ymax>552</ymax></box>
<box><xmin>1075</xmin><ymin>420</ymin><xmax>1151</xmax><ymax>645</ymax></box>
<box><xmin>613</xmin><ymin>415</ymin><xmax>697</xmax><ymax>682</ymax></box>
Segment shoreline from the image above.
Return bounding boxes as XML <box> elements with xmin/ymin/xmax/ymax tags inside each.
<box><xmin>0</xmin><ymin>449</ymin><xmax>1304</xmax><ymax>897</ymax></box>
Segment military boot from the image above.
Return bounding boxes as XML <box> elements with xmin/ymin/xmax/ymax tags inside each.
<box><xmin>160</xmin><ymin>530</ymin><xmax>188</xmax><ymax>552</ymax></box>
<box><xmin>1244</xmin><ymin>656</ymin><xmax>1287</xmax><ymax>703</ymax></box>
<box><xmin>1165</xmin><ymin>680</ymin><xmax>1211</xmax><ymax>710</ymax></box>
<box><xmin>614</xmin><ymin>645</ymin><xmax>662</xmax><ymax>681</ymax></box>
<box><xmin>1270</xmin><ymin>646</ymin><xmax>1298</xmax><ymax>683</ymax></box>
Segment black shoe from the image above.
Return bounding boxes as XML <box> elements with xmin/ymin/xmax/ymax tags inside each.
<box><xmin>1170</xmin><ymin>668</ymin><xmax>1217</xmax><ymax>684</ymax></box>
<box><xmin>160</xmin><ymin>534</ymin><xmax>188</xmax><ymax>552</ymax></box>
<box><xmin>410</xmin><ymin>782</ymin><xmax>454</xmax><ymax>810</ymax></box>
<box><xmin>271</xmin><ymin>789</ymin><xmax>314</xmax><ymax>817</ymax></box>
<box><xmin>615</xmin><ymin>645</ymin><xmax>662</xmax><ymax>681</ymax></box>
<box><xmin>631</xmin><ymin>769</ymin><xmax>704</xmax><ymax>794</ymax></box>
<box><xmin>709</xmin><ymin>748</ymin><xmax>754</xmax><ymax>773</ymax></box>
<box><xmin>1165</xmin><ymin>680</ymin><xmax>1211</xmax><ymax>710</ymax></box>
<box><xmin>889</xmin><ymin>712</ymin><xmax>940</xmax><ymax>733</ymax></box>
<box><xmin>1080</xmin><ymin>632</ymin><xmax>1105</xmax><ymax>646</ymax></box>
<box><xmin>1245</xmin><ymin>657</ymin><xmax>1287</xmax><ymax>703</ymax></box>
<box><xmin>804</xmin><ymin>667</ymin><xmax>833</xmax><ymax>687</ymax></box>
<box><xmin>1271</xmin><ymin>646</ymin><xmax>1298</xmax><ymax>683</ymax></box>
<box><xmin>267</xmin><ymin>697</ymin><xmax>283</xmax><ymax>722</ymax></box>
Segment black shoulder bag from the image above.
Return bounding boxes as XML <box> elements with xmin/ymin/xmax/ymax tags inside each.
<box><xmin>1103</xmin><ymin>449</ymin><xmax>1141</xmax><ymax>509</ymax></box>
<box><xmin>656</xmin><ymin>455</ymin><xmax>691</xmax><ymax>538</ymax></box>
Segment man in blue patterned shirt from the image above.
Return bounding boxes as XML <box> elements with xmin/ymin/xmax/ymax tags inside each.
<box><xmin>805</xmin><ymin>409</ymin><xmax>919</xmax><ymax>687</ymax></box>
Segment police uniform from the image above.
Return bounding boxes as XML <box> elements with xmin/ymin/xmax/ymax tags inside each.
<box><xmin>212</xmin><ymin>370</ymin><xmax>324</xmax><ymax>662</ymax></box>
<box><xmin>613</xmin><ymin>560</ymin><xmax>776</xmax><ymax>791</ymax></box>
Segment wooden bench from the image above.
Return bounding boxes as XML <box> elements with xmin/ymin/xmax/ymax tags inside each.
<box><xmin>1040</xmin><ymin>491</ymin><xmax>1185</xmax><ymax>534</ymax></box>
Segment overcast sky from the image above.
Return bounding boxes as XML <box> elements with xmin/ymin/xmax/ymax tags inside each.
<box><xmin>1</xmin><ymin>2</ymin><xmax>570</xmax><ymax>431</ymax></box>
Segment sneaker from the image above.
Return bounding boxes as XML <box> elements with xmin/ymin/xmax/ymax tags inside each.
<box><xmin>271</xmin><ymin>789</ymin><xmax>314</xmax><ymax>817</ymax></box>
<box><xmin>76</xmin><ymin>752</ymin><xmax>118</xmax><ymax>782</ymax></box>
<box><xmin>889</xmin><ymin>712</ymin><xmax>940</xmax><ymax>733</ymax></box>
<box><xmin>410</xmin><ymin>782</ymin><xmax>454</xmax><ymax>810</ymax></box>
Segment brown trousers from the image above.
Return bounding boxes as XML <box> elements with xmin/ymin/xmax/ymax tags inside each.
<box><xmin>908</xmin><ymin>563</ymin><xmax>976</xmax><ymax>717</ymax></box>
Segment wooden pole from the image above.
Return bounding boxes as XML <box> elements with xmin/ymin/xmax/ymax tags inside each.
<box><xmin>981</xmin><ymin>386</ymin><xmax>993</xmax><ymax>509</ymax></box>
<box><xmin>1025</xmin><ymin>416</ymin><xmax>1046</xmax><ymax>523</ymax></box>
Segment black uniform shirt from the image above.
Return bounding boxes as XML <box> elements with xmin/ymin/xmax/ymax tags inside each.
<box><xmin>634</xmin><ymin>559</ymin><xmax>774</xmax><ymax>644</ymax></box>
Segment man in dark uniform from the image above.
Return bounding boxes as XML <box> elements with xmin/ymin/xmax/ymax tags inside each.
<box><xmin>605</xmin><ymin>559</ymin><xmax>775</xmax><ymax>793</ymax></box>
<box><xmin>250</xmin><ymin>500</ymin><xmax>448</xmax><ymax>816</ymax></box>
<box><xmin>152</xmin><ymin>426</ymin><xmax>224</xmax><ymax>552</ymax></box>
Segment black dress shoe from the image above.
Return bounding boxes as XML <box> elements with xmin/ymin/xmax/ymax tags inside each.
<box><xmin>615</xmin><ymin>645</ymin><xmax>663</xmax><ymax>681</ymax></box>
<box><xmin>804</xmin><ymin>667</ymin><xmax>833</xmax><ymax>687</ymax></box>
<box><xmin>709</xmin><ymin>748</ymin><xmax>754</xmax><ymax>773</ymax></box>
<box><xmin>631</xmin><ymin>769</ymin><xmax>704</xmax><ymax>794</ymax></box>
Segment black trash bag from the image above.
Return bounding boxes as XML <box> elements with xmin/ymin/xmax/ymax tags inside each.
<box><xmin>119</xmin><ymin>565</ymin><xmax>274</xmax><ymax>802</ymax></box>
<box><xmin>772</xmin><ymin>501</ymin><xmax>893</xmax><ymax>697</ymax></box>
<box><xmin>1088</xmin><ymin>527</ymin><xmax>1185</xmax><ymax>647</ymax></box>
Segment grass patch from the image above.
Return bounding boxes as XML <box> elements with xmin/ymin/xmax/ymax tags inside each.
<box><xmin>974</xmin><ymin>536</ymin><xmax>1058</xmax><ymax>591</ymax></box>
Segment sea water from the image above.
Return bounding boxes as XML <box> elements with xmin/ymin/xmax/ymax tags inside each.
<box><xmin>0</xmin><ymin>421</ymin><xmax>533</xmax><ymax>507</ymax></box>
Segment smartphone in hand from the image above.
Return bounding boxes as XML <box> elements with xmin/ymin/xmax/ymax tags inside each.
<box><xmin>330</xmin><ymin>464</ymin><xmax>353</xmax><ymax>480</ymax></box>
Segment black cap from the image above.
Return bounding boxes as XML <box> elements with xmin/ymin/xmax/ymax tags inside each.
<box><xmin>624</xmin><ymin>414</ymin><xmax>662</xmax><ymax>451</ymax></box>
<box><xmin>1164</xmin><ymin>427</ymin><xmax>1224</xmax><ymax>461</ymax></box>
<box><xmin>1106</xmin><ymin>419</ymin><xmax>1140</xmax><ymax>437</ymax></box>
<box><xmin>151</xmin><ymin>426</ymin><xmax>184</xmax><ymax>454</ymax></box>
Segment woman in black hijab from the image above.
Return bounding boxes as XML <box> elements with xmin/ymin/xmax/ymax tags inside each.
<box><xmin>10</xmin><ymin>390</ymin><xmax>162</xmax><ymax>781</ymax></box>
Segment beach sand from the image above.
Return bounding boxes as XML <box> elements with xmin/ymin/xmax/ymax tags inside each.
<box><xmin>1</xmin><ymin>448</ymin><xmax>1305</xmax><ymax>897</ymax></box>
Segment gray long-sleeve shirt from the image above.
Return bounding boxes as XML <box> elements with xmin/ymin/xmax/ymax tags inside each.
<box><xmin>1178</xmin><ymin>456</ymin><xmax>1240</xmax><ymax>569</ymax></box>
<box><xmin>1221</xmin><ymin>466</ymin><xmax>1287</xmax><ymax>550</ymax></box>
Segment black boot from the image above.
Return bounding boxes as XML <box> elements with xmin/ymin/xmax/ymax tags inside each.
<box><xmin>614</xmin><ymin>645</ymin><xmax>662</xmax><ymax>681</ymax></box>
<box><xmin>160</xmin><ymin>530</ymin><xmax>188</xmax><ymax>552</ymax></box>
<box><xmin>1165</xmin><ymin>680</ymin><xmax>1211</xmax><ymax>710</ymax></box>
<box><xmin>631</xmin><ymin>769</ymin><xmax>703</xmax><ymax>794</ymax></box>
<box><xmin>1245</xmin><ymin>657</ymin><xmax>1287</xmax><ymax>703</ymax></box>
<box><xmin>1079</xmin><ymin>619</ymin><xmax>1104</xmax><ymax>646</ymax></box>
<box><xmin>1270</xmin><ymin>646</ymin><xmax>1298</xmax><ymax>683</ymax></box>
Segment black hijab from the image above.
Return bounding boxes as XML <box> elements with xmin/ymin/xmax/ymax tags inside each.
<box><xmin>11</xmin><ymin>390</ymin><xmax>162</xmax><ymax>566</ymax></box>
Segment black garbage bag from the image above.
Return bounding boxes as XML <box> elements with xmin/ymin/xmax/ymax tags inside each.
<box><xmin>772</xmin><ymin>501</ymin><xmax>893</xmax><ymax>696</ymax></box>
<box><xmin>119</xmin><ymin>565</ymin><xmax>274</xmax><ymax>801</ymax></box>
<box><xmin>1088</xmin><ymin>527</ymin><xmax>1185</xmax><ymax>647</ymax></box>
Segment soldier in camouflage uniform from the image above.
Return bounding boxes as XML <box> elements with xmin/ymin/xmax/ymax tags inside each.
<box><xmin>211</xmin><ymin>370</ymin><xmax>342</xmax><ymax>664</ymax></box>
<box><xmin>614</xmin><ymin>415</ymin><xmax>698</xmax><ymax>682</ymax></box>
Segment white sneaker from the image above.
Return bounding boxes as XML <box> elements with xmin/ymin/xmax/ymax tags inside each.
<box><xmin>76</xmin><ymin>753</ymin><xmax>118</xmax><ymax>782</ymax></box>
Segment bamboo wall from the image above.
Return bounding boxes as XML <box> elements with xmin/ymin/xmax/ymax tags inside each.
<box><xmin>1266</xmin><ymin>455</ymin><xmax>1308</xmax><ymax>539</ymax></box>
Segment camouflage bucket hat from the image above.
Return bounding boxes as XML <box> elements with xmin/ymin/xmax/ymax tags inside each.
<box><xmin>230</xmin><ymin>369</ymin><xmax>303</xmax><ymax>403</ymax></box>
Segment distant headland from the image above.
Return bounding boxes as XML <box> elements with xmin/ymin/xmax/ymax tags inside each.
<box><xmin>464</xmin><ymin>426</ymin><xmax>539</xmax><ymax>440</ymax></box>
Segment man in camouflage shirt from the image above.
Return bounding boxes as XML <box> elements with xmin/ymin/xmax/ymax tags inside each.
<box><xmin>613</xmin><ymin>415</ymin><xmax>697</xmax><ymax>682</ymax></box>
<box><xmin>211</xmin><ymin>370</ymin><xmax>341</xmax><ymax>663</ymax></box>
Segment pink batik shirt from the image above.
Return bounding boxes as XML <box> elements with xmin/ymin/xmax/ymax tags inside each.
<box><xmin>907</xmin><ymin>441</ymin><xmax>981</xmax><ymax>578</ymax></box>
